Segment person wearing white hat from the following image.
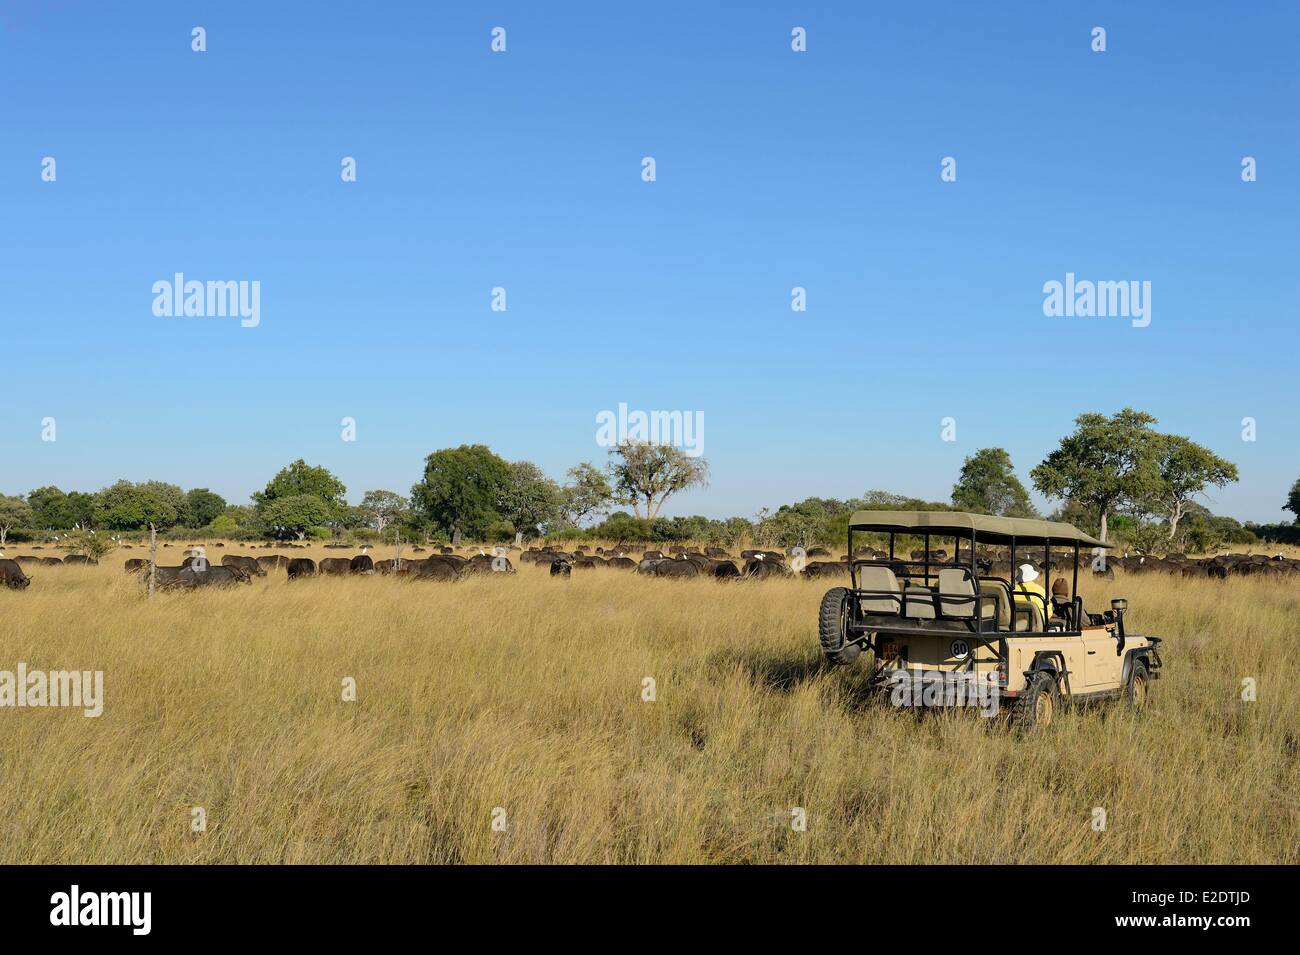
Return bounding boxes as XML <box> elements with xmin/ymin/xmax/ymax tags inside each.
<box><xmin>1014</xmin><ymin>563</ymin><xmax>1048</xmax><ymax>626</ymax></box>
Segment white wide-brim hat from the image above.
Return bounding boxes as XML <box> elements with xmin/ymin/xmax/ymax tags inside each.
<box><xmin>1017</xmin><ymin>563</ymin><xmax>1039</xmax><ymax>583</ymax></box>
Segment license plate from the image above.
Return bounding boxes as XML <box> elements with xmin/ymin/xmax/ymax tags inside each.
<box><xmin>877</xmin><ymin>641</ymin><xmax>899</xmax><ymax>661</ymax></box>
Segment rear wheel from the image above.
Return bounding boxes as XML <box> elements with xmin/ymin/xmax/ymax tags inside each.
<box><xmin>1011</xmin><ymin>670</ymin><xmax>1059</xmax><ymax>734</ymax></box>
<box><xmin>1125</xmin><ymin>660</ymin><xmax>1150</xmax><ymax>711</ymax></box>
<box><xmin>818</xmin><ymin>587</ymin><xmax>861</xmax><ymax>666</ymax></box>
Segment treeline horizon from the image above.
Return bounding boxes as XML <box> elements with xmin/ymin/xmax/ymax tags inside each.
<box><xmin>2</xmin><ymin>409</ymin><xmax>1298</xmax><ymax>551</ymax></box>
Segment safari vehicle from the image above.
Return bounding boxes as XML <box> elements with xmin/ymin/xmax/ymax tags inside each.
<box><xmin>817</xmin><ymin>511</ymin><xmax>1162</xmax><ymax>730</ymax></box>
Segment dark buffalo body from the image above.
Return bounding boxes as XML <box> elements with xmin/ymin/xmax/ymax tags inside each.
<box><xmin>149</xmin><ymin>565</ymin><xmax>250</xmax><ymax>590</ymax></box>
<box><xmin>287</xmin><ymin>558</ymin><xmax>317</xmax><ymax>579</ymax></box>
<box><xmin>0</xmin><ymin>558</ymin><xmax>32</xmax><ymax>589</ymax></box>
<box><xmin>222</xmin><ymin>555</ymin><xmax>266</xmax><ymax>577</ymax></box>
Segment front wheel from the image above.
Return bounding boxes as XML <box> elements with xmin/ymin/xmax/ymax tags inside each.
<box><xmin>1125</xmin><ymin>660</ymin><xmax>1150</xmax><ymax>711</ymax></box>
<box><xmin>1011</xmin><ymin>670</ymin><xmax>1059</xmax><ymax>734</ymax></box>
<box><xmin>818</xmin><ymin>587</ymin><xmax>861</xmax><ymax>666</ymax></box>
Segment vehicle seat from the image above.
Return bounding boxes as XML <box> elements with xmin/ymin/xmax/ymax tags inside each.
<box><xmin>903</xmin><ymin>582</ymin><xmax>937</xmax><ymax>619</ymax></box>
<box><xmin>978</xmin><ymin>581</ymin><xmax>1011</xmax><ymax>629</ymax></box>
<box><xmin>857</xmin><ymin>565</ymin><xmax>902</xmax><ymax>614</ymax></box>
<box><xmin>1013</xmin><ymin>598</ymin><xmax>1046</xmax><ymax>632</ymax></box>
<box><xmin>938</xmin><ymin>568</ymin><xmax>994</xmax><ymax>619</ymax></box>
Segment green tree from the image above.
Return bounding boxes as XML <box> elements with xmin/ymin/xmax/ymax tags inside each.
<box><xmin>500</xmin><ymin>462</ymin><xmax>562</xmax><ymax>537</ymax></box>
<box><xmin>1285</xmin><ymin>478</ymin><xmax>1300</xmax><ymax>524</ymax></box>
<box><xmin>0</xmin><ymin>495</ymin><xmax>33</xmax><ymax>545</ymax></box>
<box><xmin>1031</xmin><ymin>409</ymin><xmax>1162</xmax><ymax>543</ymax></box>
<box><xmin>94</xmin><ymin>480</ymin><xmax>186</xmax><ymax>531</ymax></box>
<box><xmin>951</xmin><ymin>448</ymin><xmax>1038</xmax><ymax>517</ymax></box>
<box><xmin>208</xmin><ymin>514</ymin><xmax>240</xmax><ymax>537</ymax></box>
<box><xmin>558</xmin><ymin>463</ymin><xmax>613</xmax><ymax>527</ymax></box>
<box><xmin>26</xmin><ymin>486</ymin><xmax>71</xmax><ymax>530</ymax></box>
<box><xmin>410</xmin><ymin>444</ymin><xmax>512</xmax><ymax>540</ymax></box>
<box><xmin>254</xmin><ymin>460</ymin><xmax>347</xmax><ymax>511</ymax></box>
<box><xmin>1148</xmin><ymin>435</ymin><xmax>1238</xmax><ymax>541</ymax></box>
<box><xmin>608</xmin><ymin>441</ymin><xmax>708</xmax><ymax>519</ymax></box>
<box><xmin>55</xmin><ymin>529</ymin><xmax>117</xmax><ymax>562</ymax></box>
<box><xmin>222</xmin><ymin>504</ymin><xmax>255</xmax><ymax>526</ymax></box>
<box><xmin>356</xmin><ymin>490</ymin><xmax>409</xmax><ymax>532</ymax></box>
<box><xmin>182</xmin><ymin>488</ymin><xmax>227</xmax><ymax>527</ymax></box>
<box><xmin>65</xmin><ymin>491</ymin><xmax>99</xmax><ymax>529</ymax></box>
<box><xmin>260</xmin><ymin>494</ymin><xmax>335</xmax><ymax>540</ymax></box>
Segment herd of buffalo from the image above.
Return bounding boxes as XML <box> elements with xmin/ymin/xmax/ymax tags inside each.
<box><xmin>2</xmin><ymin>542</ymin><xmax>1298</xmax><ymax>591</ymax></box>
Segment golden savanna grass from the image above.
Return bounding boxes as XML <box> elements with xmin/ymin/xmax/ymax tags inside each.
<box><xmin>1</xmin><ymin>543</ymin><xmax>1297</xmax><ymax>864</ymax></box>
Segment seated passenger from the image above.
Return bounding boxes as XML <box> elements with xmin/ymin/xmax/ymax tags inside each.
<box><xmin>1049</xmin><ymin>577</ymin><xmax>1072</xmax><ymax>627</ymax></box>
<box><xmin>1050</xmin><ymin>577</ymin><xmax>1071</xmax><ymax>615</ymax></box>
<box><xmin>1013</xmin><ymin>564</ymin><xmax>1048</xmax><ymax>620</ymax></box>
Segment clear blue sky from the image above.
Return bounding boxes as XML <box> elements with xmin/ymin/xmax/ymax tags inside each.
<box><xmin>1</xmin><ymin>1</ymin><xmax>1296</xmax><ymax>522</ymax></box>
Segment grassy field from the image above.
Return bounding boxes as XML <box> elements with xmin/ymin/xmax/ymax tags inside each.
<box><xmin>1</xmin><ymin>543</ymin><xmax>1296</xmax><ymax>864</ymax></box>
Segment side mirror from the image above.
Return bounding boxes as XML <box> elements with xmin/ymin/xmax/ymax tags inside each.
<box><xmin>1111</xmin><ymin>598</ymin><xmax>1127</xmax><ymax>655</ymax></box>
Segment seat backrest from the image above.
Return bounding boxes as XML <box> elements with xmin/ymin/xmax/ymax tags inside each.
<box><xmin>1014</xmin><ymin>600</ymin><xmax>1046</xmax><ymax>632</ymax></box>
<box><xmin>979</xmin><ymin>581</ymin><xmax>1011</xmax><ymax>628</ymax></box>
<box><xmin>903</xmin><ymin>582</ymin><xmax>937</xmax><ymax>619</ymax></box>
<box><xmin>857</xmin><ymin>565</ymin><xmax>901</xmax><ymax>614</ymax></box>
<box><xmin>938</xmin><ymin>568</ymin><xmax>977</xmax><ymax>618</ymax></box>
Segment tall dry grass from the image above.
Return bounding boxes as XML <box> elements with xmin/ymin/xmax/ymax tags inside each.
<box><xmin>0</xmin><ymin>546</ymin><xmax>1296</xmax><ymax>863</ymax></box>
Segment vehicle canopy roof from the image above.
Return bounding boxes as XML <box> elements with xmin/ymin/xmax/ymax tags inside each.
<box><xmin>847</xmin><ymin>510</ymin><xmax>1110</xmax><ymax>548</ymax></box>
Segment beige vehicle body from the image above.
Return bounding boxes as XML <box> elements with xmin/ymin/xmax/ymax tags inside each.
<box><xmin>817</xmin><ymin>511</ymin><xmax>1162</xmax><ymax>725</ymax></box>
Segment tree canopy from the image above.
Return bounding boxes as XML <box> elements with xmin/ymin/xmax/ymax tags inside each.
<box><xmin>182</xmin><ymin>488</ymin><xmax>227</xmax><ymax>528</ymax></box>
<box><xmin>1031</xmin><ymin>409</ymin><xmax>1163</xmax><ymax>542</ymax></box>
<box><xmin>1285</xmin><ymin>478</ymin><xmax>1300</xmax><ymax>525</ymax></box>
<box><xmin>0</xmin><ymin>496</ymin><xmax>32</xmax><ymax>545</ymax></box>
<box><xmin>608</xmin><ymin>441</ymin><xmax>708</xmax><ymax>519</ymax></box>
<box><xmin>951</xmin><ymin>448</ymin><xmax>1038</xmax><ymax>518</ymax></box>
<box><xmin>410</xmin><ymin>444</ymin><xmax>514</xmax><ymax>540</ymax></box>
<box><xmin>1148</xmin><ymin>434</ymin><xmax>1239</xmax><ymax>541</ymax></box>
<box><xmin>94</xmin><ymin>480</ymin><xmax>187</xmax><ymax>530</ymax></box>
<box><xmin>254</xmin><ymin>459</ymin><xmax>347</xmax><ymax>510</ymax></box>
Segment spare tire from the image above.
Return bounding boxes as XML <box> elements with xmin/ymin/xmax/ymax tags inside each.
<box><xmin>819</xmin><ymin>587</ymin><xmax>861</xmax><ymax>666</ymax></box>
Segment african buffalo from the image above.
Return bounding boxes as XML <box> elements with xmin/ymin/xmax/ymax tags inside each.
<box><xmin>709</xmin><ymin>560</ymin><xmax>741</xmax><ymax>579</ymax></box>
<box><xmin>222</xmin><ymin>555</ymin><xmax>266</xmax><ymax>577</ymax></box>
<box><xmin>123</xmin><ymin>558</ymin><xmax>147</xmax><ymax>573</ymax></box>
<box><xmin>287</xmin><ymin>558</ymin><xmax>317</xmax><ymax>579</ymax></box>
<box><xmin>405</xmin><ymin>557</ymin><xmax>459</xmax><ymax>581</ymax></box>
<box><xmin>350</xmin><ymin>554</ymin><xmax>375</xmax><ymax>574</ymax></box>
<box><xmin>63</xmin><ymin>555</ymin><xmax>96</xmax><ymax>565</ymax></box>
<box><xmin>549</xmin><ymin>558</ymin><xmax>572</xmax><ymax>578</ymax></box>
<box><xmin>743</xmin><ymin>557</ymin><xmax>789</xmax><ymax>579</ymax></box>
<box><xmin>652</xmin><ymin>559</ymin><xmax>699</xmax><ymax>579</ymax></box>
<box><xmin>803</xmin><ymin>561</ymin><xmax>848</xmax><ymax>579</ymax></box>
<box><xmin>319</xmin><ymin>557</ymin><xmax>351</xmax><ymax>575</ymax></box>
<box><xmin>1</xmin><ymin>558</ymin><xmax>32</xmax><ymax>589</ymax></box>
<box><xmin>150</xmin><ymin>565</ymin><xmax>250</xmax><ymax>590</ymax></box>
<box><xmin>605</xmin><ymin>557</ymin><xmax>637</xmax><ymax>570</ymax></box>
<box><xmin>256</xmin><ymin>555</ymin><xmax>289</xmax><ymax>572</ymax></box>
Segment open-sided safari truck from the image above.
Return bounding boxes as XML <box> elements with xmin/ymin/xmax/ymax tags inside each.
<box><xmin>817</xmin><ymin>511</ymin><xmax>1162</xmax><ymax>730</ymax></box>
